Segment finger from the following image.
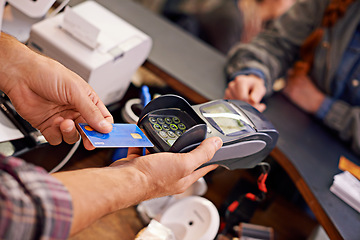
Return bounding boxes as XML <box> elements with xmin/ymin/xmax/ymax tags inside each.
<box><xmin>193</xmin><ymin>164</ymin><xmax>218</xmax><ymax>178</ymax></box>
<box><xmin>75</xmin><ymin>123</ymin><xmax>95</xmax><ymax>150</ymax></box>
<box><xmin>82</xmin><ymin>140</ymin><xmax>96</xmax><ymax>151</ymax></box>
<box><xmin>127</xmin><ymin>147</ymin><xmax>145</xmax><ymax>158</ymax></box>
<box><xmin>254</xmin><ymin>103</ymin><xmax>267</xmax><ymax>112</ymax></box>
<box><xmin>60</xmin><ymin>119</ymin><xmax>80</xmax><ymax>145</ymax></box>
<box><xmin>249</xmin><ymin>81</ymin><xmax>266</xmax><ymax>104</ymax></box>
<box><xmin>96</xmin><ymin>100</ymin><xmax>114</xmax><ymax>125</ymax></box>
<box><xmin>74</xmin><ymin>89</ymin><xmax>113</xmax><ymax>134</ymax></box>
<box><xmin>52</xmin><ymin>117</ymin><xmax>95</xmax><ymax>150</ymax></box>
<box><xmin>64</xmin><ymin>117</ymin><xmax>96</xmax><ymax>150</ymax></box>
<box><xmin>227</xmin><ymin>81</ymin><xmax>238</xmax><ymax>99</ymax></box>
<box><xmin>180</xmin><ymin>164</ymin><xmax>218</xmax><ymax>191</ymax></box>
<box><xmin>224</xmin><ymin>87</ymin><xmax>234</xmax><ymax>99</ymax></box>
<box><xmin>184</xmin><ymin>137</ymin><xmax>222</xmax><ymax>169</ymax></box>
<box><xmin>41</xmin><ymin>117</ymin><xmax>63</xmax><ymax>145</ymax></box>
<box><xmin>230</xmin><ymin>77</ymin><xmax>250</xmax><ymax>101</ymax></box>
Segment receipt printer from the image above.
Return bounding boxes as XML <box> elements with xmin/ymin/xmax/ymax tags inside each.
<box><xmin>137</xmin><ymin>95</ymin><xmax>279</xmax><ymax>170</ymax></box>
<box><xmin>28</xmin><ymin>1</ymin><xmax>152</xmax><ymax>105</ymax></box>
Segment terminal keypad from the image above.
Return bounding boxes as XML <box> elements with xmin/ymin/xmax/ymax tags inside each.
<box><xmin>149</xmin><ymin>116</ymin><xmax>187</xmax><ymax>146</ymax></box>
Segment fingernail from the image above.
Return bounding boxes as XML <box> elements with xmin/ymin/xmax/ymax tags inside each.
<box><xmin>215</xmin><ymin>138</ymin><xmax>223</xmax><ymax>149</ymax></box>
<box><xmin>62</xmin><ymin>125</ymin><xmax>73</xmax><ymax>133</ymax></box>
<box><xmin>99</xmin><ymin>120</ymin><xmax>112</xmax><ymax>129</ymax></box>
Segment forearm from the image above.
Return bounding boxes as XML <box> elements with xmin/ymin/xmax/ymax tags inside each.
<box><xmin>52</xmin><ymin>165</ymin><xmax>148</xmax><ymax>236</ymax></box>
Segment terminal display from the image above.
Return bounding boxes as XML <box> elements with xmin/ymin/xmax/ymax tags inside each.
<box><xmin>201</xmin><ymin>102</ymin><xmax>253</xmax><ymax>136</ymax></box>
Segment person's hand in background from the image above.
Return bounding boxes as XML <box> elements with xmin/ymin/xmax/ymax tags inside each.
<box><xmin>224</xmin><ymin>74</ymin><xmax>267</xmax><ymax>112</ymax></box>
<box><xmin>283</xmin><ymin>68</ymin><xmax>325</xmax><ymax>114</ymax></box>
<box><xmin>0</xmin><ymin>33</ymin><xmax>113</xmax><ymax>150</ymax></box>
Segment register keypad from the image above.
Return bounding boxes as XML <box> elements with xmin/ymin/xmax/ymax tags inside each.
<box><xmin>150</xmin><ymin>116</ymin><xmax>187</xmax><ymax>146</ymax></box>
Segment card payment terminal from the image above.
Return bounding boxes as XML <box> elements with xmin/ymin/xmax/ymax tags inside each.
<box><xmin>137</xmin><ymin>95</ymin><xmax>278</xmax><ymax>170</ymax></box>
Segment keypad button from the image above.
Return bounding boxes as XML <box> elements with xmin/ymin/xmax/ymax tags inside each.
<box><xmin>167</xmin><ymin>131</ymin><xmax>176</xmax><ymax>138</ymax></box>
<box><xmin>167</xmin><ymin>139</ymin><xmax>176</xmax><ymax>146</ymax></box>
<box><xmin>175</xmin><ymin>130</ymin><xmax>183</xmax><ymax>136</ymax></box>
<box><xmin>157</xmin><ymin>118</ymin><xmax>165</xmax><ymax>124</ymax></box>
<box><xmin>153</xmin><ymin>124</ymin><xmax>162</xmax><ymax>131</ymax></box>
<box><xmin>170</xmin><ymin>124</ymin><xmax>178</xmax><ymax>131</ymax></box>
<box><xmin>163</xmin><ymin>124</ymin><xmax>170</xmax><ymax>130</ymax></box>
<box><xmin>178</xmin><ymin>123</ymin><xmax>186</xmax><ymax>130</ymax></box>
<box><xmin>149</xmin><ymin>117</ymin><xmax>157</xmax><ymax>124</ymax></box>
<box><xmin>159</xmin><ymin>131</ymin><xmax>168</xmax><ymax>138</ymax></box>
<box><xmin>173</xmin><ymin>117</ymin><xmax>180</xmax><ymax>124</ymax></box>
<box><xmin>165</xmin><ymin>117</ymin><xmax>172</xmax><ymax>124</ymax></box>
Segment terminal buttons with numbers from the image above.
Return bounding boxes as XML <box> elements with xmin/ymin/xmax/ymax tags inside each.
<box><xmin>149</xmin><ymin>116</ymin><xmax>187</xmax><ymax>146</ymax></box>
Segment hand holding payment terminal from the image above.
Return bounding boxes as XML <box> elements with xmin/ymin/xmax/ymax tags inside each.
<box><xmin>137</xmin><ymin>95</ymin><xmax>278</xmax><ymax>170</ymax></box>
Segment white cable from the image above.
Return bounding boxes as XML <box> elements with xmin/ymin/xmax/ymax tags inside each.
<box><xmin>49</xmin><ymin>136</ymin><xmax>81</xmax><ymax>173</ymax></box>
<box><xmin>257</xmin><ymin>161</ymin><xmax>271</xmax><ymax>172</ymax></box>
<box><xmin>121</xmin><ymin>98</ymin><xmax>142</xmax><ymax>124</ymax></box>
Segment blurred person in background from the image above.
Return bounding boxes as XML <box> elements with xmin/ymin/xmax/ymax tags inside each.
<box><xmin>224</xmin><ymin>0</ymin><xmax>360</xmax><ymax>155</ymax></box>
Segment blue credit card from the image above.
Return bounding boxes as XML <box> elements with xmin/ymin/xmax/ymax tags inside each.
<box><xmin>78</xmin><ymin>123</ymin><xmax>154</xmax><ymax>148</ymax></box>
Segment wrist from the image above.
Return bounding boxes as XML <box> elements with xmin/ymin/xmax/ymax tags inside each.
<box><xmin>310</xmin><ymin>91</ymin><xmax>326</xmax><ymax>114</ymax></box>
<box><xmin>108</xmin><ymin>165</ymin><xmax>149</xmax><ymax>210</ymax></box>
<box><xmin>229</xmin><ymin>69</ymin><xmax>266</xmax><ymax>82</ymax></box>
<box><xmin>0</xmin><ymin>32</ymin><xmax>38</xmax><ymax>94</ymax></box>
<box><xmin>315</xmin><ymin>96</ymin><xmax>334</xmax><ymax>120</ymax></box>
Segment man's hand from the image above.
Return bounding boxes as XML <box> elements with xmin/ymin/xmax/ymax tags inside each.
<box><xmin>0</xmin><ymin>33</ymin><xmax>113</xmax><ymax>150</ymax></box>
<box><xmin>111</xmin><ymin>137</ymin><xmax>223</xmax><ymax>199</ymax></box>
<box><xmin>224</xmin><ymin>75</ymin><xmax>267</xmax><ymax>112</ymax></box>
<box><xmin>283</xmin><ymin>69</ymin><xmax>325</xmax><ymax>114</ymax></box>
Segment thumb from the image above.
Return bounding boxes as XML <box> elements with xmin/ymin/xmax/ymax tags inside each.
<box><xmin>185</xmin><ymin>137</ymin><xmax>223</xmax><ymax>169</ymax></box>
<box><xmin>74</xmin><ymin>88</ymin><xmax>113</xmax><ymax>133</ymax></box>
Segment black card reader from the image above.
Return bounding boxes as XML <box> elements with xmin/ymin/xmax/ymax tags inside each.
<box><xmin>137</xmin><ymin>95</ymin><xmax>278</xmax><ymax>170</ymax></box>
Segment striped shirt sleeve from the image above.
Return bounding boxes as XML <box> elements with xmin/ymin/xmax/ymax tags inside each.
<box><xmin>0</xmin><ymin>154</ymin><xmax>73</xmax><ymax>240</ymax></box>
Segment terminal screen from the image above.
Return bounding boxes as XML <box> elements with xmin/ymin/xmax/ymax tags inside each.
<box><xmin>202</xmin><ymin>103</ymin><xmax>246</xmax><ymax>135</ymax></box>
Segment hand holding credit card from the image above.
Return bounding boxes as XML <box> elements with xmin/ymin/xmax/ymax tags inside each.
<box><xmin>79</xmin><ymin>123</ymin><xmax>154</xmax><ymax>148</ymax></box>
